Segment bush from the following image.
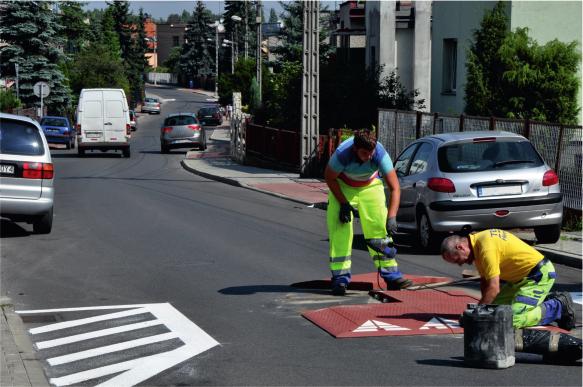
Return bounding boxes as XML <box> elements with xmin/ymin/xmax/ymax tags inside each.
<box><xmin>0</xmin><ymin>89</ymin><xmax>22</xmax><ymax>112</ymax></box>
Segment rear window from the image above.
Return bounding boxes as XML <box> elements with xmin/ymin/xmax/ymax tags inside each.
<box><xmin>0</xmin><ymin>119</ymin><xmax>45</xmax><ymax>156</ymax></box>
<box><xmin>438</xmin><ymin>140</ymin><xmax>544</xmax><ymax>172</ymax></box>
<box><xmin>198</xmin><ymin>108</ymin><xmax>217</xmax><ymax>115</ymax></box>
<box><xmin>145</xmin><ymin>98</ymin><xmax>158</xmax><ymax>103</ymax></box>
<box><xmin>41</xmin><ymin>117</ymin><xmax>68</xmax><ymax>127</ymax></box>
<box><xmin>164</xmin><ymin>116</ymin><xmax>198</xmax><ymax>126</ymax></box>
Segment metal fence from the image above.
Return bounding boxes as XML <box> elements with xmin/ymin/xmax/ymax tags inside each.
<box><xmin>378</xmin><ymin>109</ymin><xmax>582</xmax><ymax>210</ymax></box>
<box><xmin>244</xmin><ymin>123</ymin><xmax>301</xmax><ymax>172</ymax></box>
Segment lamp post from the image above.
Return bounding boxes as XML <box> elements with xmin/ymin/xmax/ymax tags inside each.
<box><xmin>208</xmin><ymin>21</ymin><xmax>223</xmax><ymax>98</ymax></box>
<box><xmin>231</xmin><ymin>15</ymin><xmax>242</xmax><ymax>65</ymax></box>
<box><xmin>223</xmin><ymin>39</ymin><xmax>235</xmax><ymax>74</ymax></box>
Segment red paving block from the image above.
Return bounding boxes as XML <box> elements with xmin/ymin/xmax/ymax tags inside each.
<box><xmin>303</xmin><ymin>290</ymin><xmax>477</xmax><ymax>338</ymax></box>
<box><xmin>292</xmin><ymin>273</ymin><xmax>453</xmax><ymax>291</ymax></box>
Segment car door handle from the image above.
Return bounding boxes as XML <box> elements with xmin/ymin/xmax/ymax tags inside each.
<box><xmin>104</xmin><ymin>122</ymin><xmax>112</xmax><ymax>125</ymax></box>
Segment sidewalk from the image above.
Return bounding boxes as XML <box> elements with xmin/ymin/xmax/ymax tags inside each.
<box><xmin>182</xmin><ymin>127</ymin><xmax>582</xmax><ymax>269</ymax></box>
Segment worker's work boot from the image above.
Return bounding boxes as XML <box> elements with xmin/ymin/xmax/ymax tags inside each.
<box><xmin>548</xmin><ymin>291</ymin><xmax>576</xmax><ymax>331</ymax></box>
<box><xmin>331</xmin><ymin>283</ymin><xmax>347</xmax><ymax>296</ymax></box>
<box><xmin>386</xmin><ymin>277</ymin><xmax>413</xmax><ymax>290</ymax></box>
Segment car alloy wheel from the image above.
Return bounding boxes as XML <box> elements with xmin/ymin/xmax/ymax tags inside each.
<box><xmin>418</xmin><ymin>211</ymin><xmax>436</xmax><ymax>249</ymax></box>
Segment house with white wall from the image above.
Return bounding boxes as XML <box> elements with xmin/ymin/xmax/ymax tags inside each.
<box><xmin>431</xmin><ymin>1</ymin><xmax>582</xmax><ymax>123</ymax></box>
<box><xmin>365</xmin><ymin>0</ymin><xmax>431</xmax><ymax>110</ymax></box>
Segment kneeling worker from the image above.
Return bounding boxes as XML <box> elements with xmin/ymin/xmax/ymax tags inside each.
<box><xmin>441</xmin><ymin>229</ymin><xmax>576</xmax><ymax>330</ymax></box>
<box><xmin>325</xmin><ymin>130</ymin><xmax>412</xmax><ymax>295</ymax></box>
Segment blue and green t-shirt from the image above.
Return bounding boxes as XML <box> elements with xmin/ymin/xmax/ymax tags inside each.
<box><xmin>328</xmin><ymin>137</ymin><xmax>394</xmax><ymax>186</ymax></box>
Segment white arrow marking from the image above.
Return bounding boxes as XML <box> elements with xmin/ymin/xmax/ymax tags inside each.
<box><xmin>36</xmin><ymin>320</ymin><xmax>164</xmax><ymax>349</ymax></box>
<box><xmin>18</xmin><ymin>303</ymin><xmax>220</xmax><ymax>387</ymax></box>
<box><xmin>47</xmin><ymin>332</ymin><xmax>178</xmax><ymax>366</ymax></box>
<box><xmin>353</xmin><ymin>320</ymin><xmax>410</xmax><ymax>332</ymax></box>
<box><xmin>419</xmin><ymin>317</ymin><xmax>461</xmax><ymax>330</ymax></box>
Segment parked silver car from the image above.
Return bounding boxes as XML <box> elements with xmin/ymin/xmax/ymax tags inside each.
<box><xmin>142</xmin><ymin>97</ymin><xmax>161</xmax><ymax>114</ymax></box>
<box><xmin>160</xmin><ymin>113</ymin><xmax>206</xmax><ymax>153</ymax></box>
<box><xmin>0</xmin><ymin>113</ymin><xmax>54</xmax><ymax>233</ymax></box>
<box><xmin>392</xmin><ymin>131</ymin><xmax>562</xmax><ymax>248</ymax></box>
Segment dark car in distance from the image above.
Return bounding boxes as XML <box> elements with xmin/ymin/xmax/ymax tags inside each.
<box><xmin>39</xmin><ymin>116</ymin><xmax>75</xmax><ymax>149</ymax></box>
<box><xmin>197</xmin><ymin>106</ymin><xmax>223</xmax><ymax>126</ymax></box>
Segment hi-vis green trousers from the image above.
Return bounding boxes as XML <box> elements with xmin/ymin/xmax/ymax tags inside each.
<box><xmin>327</xmin><ymin>179</ymin><xmax>402</xmax><ymax>286</ymax></box>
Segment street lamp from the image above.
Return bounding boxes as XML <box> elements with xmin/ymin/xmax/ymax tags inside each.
<box><xmin>223</xmin><ymin>39</ymin><xmax>235</xmax><ymax>74</ymax></box>
<box><xmin>208</xmin><ymin>20</ymin><xmax>224</xmax><ymax>98</ymax></box>
<box><xmin>231</xmin><ymin>15</ymin><xmax>242</xmax><ymax>65</ymax></box>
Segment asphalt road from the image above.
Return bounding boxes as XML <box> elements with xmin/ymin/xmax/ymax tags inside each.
<box><xmin>1</xmin><ymin>85</ymin><xmax>581</xmax><ymax>386</ymax></box>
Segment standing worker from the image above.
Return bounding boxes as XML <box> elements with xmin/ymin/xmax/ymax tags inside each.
<box><xmin>441</xmin><ymin>229</ymin><xmax>576</xmax><ymax>330</ymax></box>
<box><xmin>325</xmin><ymin>130</ymin><xmax>412</xmax><ymax>295</ymax></box>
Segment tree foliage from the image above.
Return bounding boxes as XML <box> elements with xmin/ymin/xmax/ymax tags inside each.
<box><xmin>465</xmin><ymin>1</ymin><xmax>580</xmax><ymax>124</ymax></box>
<box><xmin>223</xmin><ymin>0</ymin><xmax>257</xmax><ymax>64</ymax></box>
<box><xmin>58</xmin><ymin>2</ymin><xmax>90</xmax><ymax>54</ymax></box>
<box><xmin>179</xmin><ymin>1</ymin><xmax>214</xmax><ymax>81</ymax></box>
<box><xmin>0</xmin><ymin>1</ymin><xmax>71</xmax><ymax>114</ymax></box>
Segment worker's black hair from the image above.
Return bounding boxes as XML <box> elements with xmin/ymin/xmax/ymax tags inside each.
<box><xmin>353</xmin><ymin>130</ymin><xmax>376</xmax><ymax>151</ymax></box>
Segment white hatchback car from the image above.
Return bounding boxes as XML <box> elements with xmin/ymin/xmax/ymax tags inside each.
<box><xmin>0</xmin><ymin>113</ymin><xmax>54</xmax><ymax>233</ymax></box>
<box><xmin>393</xmin><ymin>131</ymin><xmax>562</xmax><ymax>248</ymax></box>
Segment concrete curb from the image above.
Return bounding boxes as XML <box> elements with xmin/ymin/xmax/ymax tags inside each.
<box><xmin>535</xmin><ymin>247</ymin><xmax>582</xmax><ymax>269</ymax></box>
<box><xmin>1</xmin><ymin>297</ymin><xmax>49</xmax><ymax>387</ymax></box>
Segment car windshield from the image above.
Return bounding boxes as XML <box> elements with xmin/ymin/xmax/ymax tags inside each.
<box><xmin>41</xmin><ymin>117</ymin><xmax>67</xmax><ymax>127</ymax></box>
<box><xmin>0</xmin><ymin>119</ymin><xmax>45</xmax><ymax>156</ymax></box>
<box><xmin>164</xmin><ymin>116</ymin><xmax>198</xmax><ymax>126</ymax></box>
<box><xmin>438</xmin><ymin>140</ymin><xmax>544</xmax><ymax>172</ymax></box>
<box><xmin>145</xmin><ymin>98</ymin><xmax>158</xmax><ymax>103</ymax></box>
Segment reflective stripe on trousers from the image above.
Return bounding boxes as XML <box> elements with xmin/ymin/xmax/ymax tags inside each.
<box><xmin>493</xmin><ymin>260</ymin><xmax>556</xmax><ymax>328</ymax></box>
<box><xmin>327</xmin><ymin>179</ymin><xmax>400</xmax><ymax>280</ymax></box>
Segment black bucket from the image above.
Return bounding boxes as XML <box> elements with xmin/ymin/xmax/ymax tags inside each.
<box><xmin>463</xmin><ymin>304</ymin><xmax>515</xmax><ymax>369</ymax></box>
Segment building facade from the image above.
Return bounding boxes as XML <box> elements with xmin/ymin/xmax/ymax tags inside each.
<box><xmin>431</xmin><ymin>1</ymin><xmax>582</xmax><ymax>123</ymax></box>
<box><xmin>365</xmin><ymin>0</ymin><xmax>431</xmax><ymax>111</ymax></box>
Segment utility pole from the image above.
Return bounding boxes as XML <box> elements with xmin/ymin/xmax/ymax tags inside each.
<box><xmin>300</xmin><ymin>1</ymin><xmax>319</xmax><ymax>177</ymax></box>
<box><xmin>244</xmin><ymin>1</ymin><xmax>249</xmax><ymax>59</ymax></box>
<box><xmin>256</xmin><ymin>1</ymin><xmax>262</xmax><ymax>103</ymax></box>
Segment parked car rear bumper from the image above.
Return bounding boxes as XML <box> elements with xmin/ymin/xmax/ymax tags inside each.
<box><xmin>0</xmin><ymin>196</ymin><xmax>54</xmax><ymax>218</ymax></box>
<box><xmin>427</xmin><ymin>196</ymin><xmax>563</xmax><ymax>232</ymax></box>
<box><xmin>429</xmin><ymin>193</ymin><xmax>563</xmax><ymax>211</ymax></box>
<box><xmin>45</xmin><ymin>135</ymin><xmax>72</xmax><ymax>144</ymax></box>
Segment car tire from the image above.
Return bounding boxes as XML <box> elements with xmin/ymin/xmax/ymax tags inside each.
<box><xmin>534</xmin><ymin>224</ymin><xmax>561</xmax><ymax>244</ymax></box>
<box><xmin>65</xmin><ymin>141</ymin><xmax>71</xmax><ymax>150</ymax></box>
<box><xmin>417</xmin><ymin>210</ymin><xmax>440</xmax><ymax>250</ymax></box>
<box><xmin>33</xmin><ymin>208</ymin><xmax>53</xmax><ymax>234</ymax></box>
<box><xmin>161</xmin><ymin>143</ymin><xmax>169</xmax><ymax>153</ymax></box>
<box><xmin>78</xmin><ymin>147</ymin><xmax>85</xmax><ymax>157</ymax></box>
<box><xmin>71</xmin><ymin>138</ymin><xmax>75</xmax><ymax>149</ymax></box>
<box><xmin>122</xmin><ymin>148</ymin><xmax>131</xmax><ymax>158</ymax></box>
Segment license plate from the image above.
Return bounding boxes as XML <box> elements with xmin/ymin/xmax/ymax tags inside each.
<box><xmin>477</xmin><ymin>185</ymin><xmax>522</xmax><ymax>197</ymax></box>
<box><xmin>0</xmin><ymin>164</ymin><xmax>15</xmax><ymax>175</ymax></box>
<box><xmin>86</xmin><ymin>132</ymin><xmax>101</xmax><ymax>138</ymax></box>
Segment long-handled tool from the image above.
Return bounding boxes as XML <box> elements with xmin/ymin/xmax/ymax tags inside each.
<box><xmin>405</xmin><ymin>275</ymin><xmax>481</xmax><ymax>291</ymax></box>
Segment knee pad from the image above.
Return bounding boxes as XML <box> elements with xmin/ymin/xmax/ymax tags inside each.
<box><xmin>366</xmin><ymin>238</ymin><xmax>397</xmax><ymax>258</ymax></box>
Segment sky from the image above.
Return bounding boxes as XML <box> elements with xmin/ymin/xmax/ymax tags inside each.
<box><xmin>86</xmin><ymin>1</ymin><xmax>341</xmax><ymax>20</ymax></box>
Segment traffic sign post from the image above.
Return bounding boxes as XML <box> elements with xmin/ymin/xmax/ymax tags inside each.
<box><xmin>33</xmin><ymin>81</ymin><xmax>50</xmax><ymax>118</ymax></box>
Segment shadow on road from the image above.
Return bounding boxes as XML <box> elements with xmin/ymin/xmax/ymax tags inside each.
<box><xmin>0</xmin><ymin>219</ymin><xmax>30</xmax><ymax>238</ymax></box>
<box><xmin>218</xmin><ymin>284</ymin><xmax>332</xmax><ymax>296</ymax></box>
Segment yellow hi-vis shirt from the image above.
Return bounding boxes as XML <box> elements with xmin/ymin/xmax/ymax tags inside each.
<box><xmin>470</xmin><ymin>229</ymin><xmax>544</xmax><ymax>283</ymax></box>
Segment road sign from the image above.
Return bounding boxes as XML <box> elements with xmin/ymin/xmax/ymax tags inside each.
<box><xmin>33</xmin><ymin>81</ymin><xmax>50</xmax><ymax>98</ymax></box>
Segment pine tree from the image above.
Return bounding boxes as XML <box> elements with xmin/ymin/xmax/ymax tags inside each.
<box><xmin>223</xmin><ymin>1</ymin><xmax>257</xmax><ymax>62</ymax></box>
<box><xmin>269</xmin><ymin>8</ymin><xmax>278</xmax><ymax>23</ymax></box>
<box><xmin>58</xmin><ymin>1</ymin><xmax>89</xmax><ymax>54</ymax></box>
<box><xmin>124</xmin><ymin>9</ymin><xmax>148</xmax><ymax>106</ymax></box>
<box><xmin>0</xmin><ymin>1</ymin><xmax>71</xmax><ymax>114</ymax></box>
<box><xmin>179</xmin><ymin>1</ymin><xmax>214</xmax><ymax>83</ymax></box>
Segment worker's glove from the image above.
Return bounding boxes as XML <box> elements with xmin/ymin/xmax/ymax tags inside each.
<box><xmin>386</xmin><ymin>216</ymin><xmax>398</xmax><ymax>235</ymax></box>
<box><xmin>339</xmin><ymin>203</ymin><xmax>356</xmax><ymax>223</ymax></box>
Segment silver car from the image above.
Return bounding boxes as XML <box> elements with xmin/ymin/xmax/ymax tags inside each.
<box><xmin>0</xmin><ymin>113</ymin><xmax>54</xmax><ymax>233</ymax></box>
<box><xmin>142</xmin><ymin>97</ymin><xmax>161</xmax><ymax>114</ymax></box>
<box><xmin>160</xmin><ymin>113</ymin><xmax>206</xmax><ymax>153</ymax></box>
<box><xmin>393</xmin><ymin>131</ymin><xmax>562</xmax><ymax>248</ymax></box>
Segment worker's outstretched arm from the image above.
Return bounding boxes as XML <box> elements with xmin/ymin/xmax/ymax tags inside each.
<box><xmin>325</xmin><ymin>166</ymin><xmax>348</xmax><ymax>204</ymax></box>
<box><xmin>479</xmin><ymin>276</ymin><xmax>500</xmax><ymax>304</ymax></box>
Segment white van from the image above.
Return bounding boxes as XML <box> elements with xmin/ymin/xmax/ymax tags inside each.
<box><xmin>76</xmin><ymin>88</ymin><xmax>131</xmax><ymax>157</ymax></box>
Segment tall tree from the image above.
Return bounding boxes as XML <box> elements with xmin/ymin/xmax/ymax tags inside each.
<box><xmin>269</xmin><ymin>8</ymin><xmax>278</xmax><ymax>23</ymax></box>
<box><xmin>223</xmin><ymin>1</ymin><xmax>257</xmax><ymax>62</ymax></box>
<box><xmin>125</xmin><ymin>9</ymin><xmax>148</xmax><ymax>106</ymax></box>
<box><xmin>465</xmin><ymin>2</ymin><xmax>509</xmax><ymax>116</ymax></box>
<box><xmin>58</xmin><ymin>1</ymin><xmax>89</xmax><ymax>54</ymax></box>
<box><xmin>109</xmin><ymin>0</ymin><xmax>133</xmax><ymax>60</ymax></box>
<box><xmin>179</xmin><ymin>1</ymin><xmax>214</xmax><ymax>82</ymax></box>
<box><xmin>0</xmin><ymin>1</ymin><xmax>71</xmax><ymax>114</ymax></box>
